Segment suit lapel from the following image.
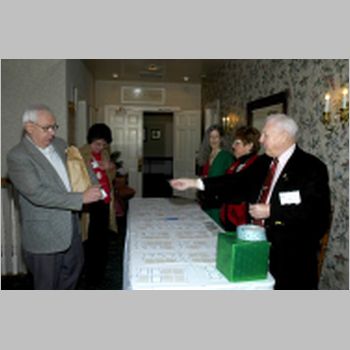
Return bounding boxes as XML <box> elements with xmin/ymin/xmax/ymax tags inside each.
<box><xmin>52</xmin><ymin>138</ymin><xmax>67</xmax><ymax>164</ymax></box>
<box><xmin>22</xmin><ymin>137</ymin><xmax>68</xmax><ymax>191</ymax></box>
<box><xmin>271</xmin><ymin>146</ymin><xmax>302</xmax><ymax>201</ymax></box>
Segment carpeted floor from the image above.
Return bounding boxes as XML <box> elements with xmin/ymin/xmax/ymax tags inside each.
<box><xmin>1</xmin><ymin>218</ymin><xmax>126</xmax><ymax>290</ymax></box>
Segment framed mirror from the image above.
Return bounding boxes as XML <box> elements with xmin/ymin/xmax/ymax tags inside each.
<box><xmin>246</xmin><ymin>90</ymin><xmax>288</xmax><ymax>132</ymax></box>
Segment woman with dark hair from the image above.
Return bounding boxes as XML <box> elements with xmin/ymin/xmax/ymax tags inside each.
<box><xmin>220</xmin><ymin>125</ymin><xmax>261</xmax><ymax>230</ymax></box>
<box><xmin>196</xmin><ymin>124</ymin><xmax>234</xmax><ymax>225</ymax></box>
<box><xmin>80</xmin><ymin>123</ymin><xmax>117</xmax><ymax>287</ymax></box>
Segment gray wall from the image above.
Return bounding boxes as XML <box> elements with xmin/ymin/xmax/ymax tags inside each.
<box><xmin>1</xmin><ymin>59</ymin><xmax>94</xmax><ymax>176</ymax></box>
<box><xmin>1</xmin><ymin>59</ymin><xmax>66</xmax><ymax>176</ymax></box>
<box><xmin>66</xmin><ymin>59</ymin><xmax>94</xmax><ymax>108</ymax></box>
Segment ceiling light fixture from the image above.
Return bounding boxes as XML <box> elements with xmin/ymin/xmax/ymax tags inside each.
<box><xmin>112</xmin><ymin>73</ymin><xmax>119</xmax><ymax>79</ymax></box>
<box><xmin>133</xmin><ymin>88</ymin><xmax>142</xmax><ymax>96</ymax></box>
<box><xmin>183</xmin><ymin>76</ymin><xmax>189</xmax><ymax>82</ymax></box>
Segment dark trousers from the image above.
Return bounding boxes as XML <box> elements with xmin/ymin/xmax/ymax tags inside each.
<box><xmin>23</xmin><ymin>216</ymin><xmax>84</xmax><ymax>290</ymax></box>
<box><xmin>85</xmin><ymin>201</ymin><xmax>110</xmax><ymax>285</ymax></box>
<box><xmin>269</xmin><ymin>237</ymin><xmax>319</xmax><ymax>290</ymax></box>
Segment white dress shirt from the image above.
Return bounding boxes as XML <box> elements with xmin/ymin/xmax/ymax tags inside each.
<box><xmin>34</xmin><ymin>140</ymin><xmax>72</xmax><ymax>192</ymax></box>
<box><xmin>196</xmin><ymin>143</ymin><xmax>296</xmax><ymax>204</ymax></box>
<box><xmin>266</xmin><ymin>143</ymin><xmax>296</xmax><ymax>203</ymax></box>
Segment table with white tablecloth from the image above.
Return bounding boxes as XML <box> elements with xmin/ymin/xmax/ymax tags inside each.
<box><xmin>123</xmin><ymin>198</ymin><xmax>275</xmax><ymax>290</ymax></box>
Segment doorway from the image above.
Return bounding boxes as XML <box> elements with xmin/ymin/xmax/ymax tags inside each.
<box><xmin>143</xmin><ymin>111</ymin><xmax>173</xmax><ymax>197</ymax></box>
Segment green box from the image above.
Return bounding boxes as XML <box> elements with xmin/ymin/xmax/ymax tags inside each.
<box><xmin>216</xmin><ymin>232</ymin><xmax>270</xmax><ymax>282</ymax></box>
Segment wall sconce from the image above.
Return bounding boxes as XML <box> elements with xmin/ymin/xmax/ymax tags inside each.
<box><xmin>222</xmin><ymin>112</ymin><xmax>240</xmax><ymax>132</ymax></box>
<box><xmin>321</xmin><ymin>86</ymin><xmax>349</xmax><ymax>127</ymax></box>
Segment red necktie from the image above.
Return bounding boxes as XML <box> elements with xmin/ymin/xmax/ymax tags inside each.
<box><xmin>253</xmin><ymin>158</ymin><xmax>278</xmax><ymax>226</ymax></box>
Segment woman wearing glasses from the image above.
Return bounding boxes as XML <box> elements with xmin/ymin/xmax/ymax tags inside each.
<box><xmin>220</xmin><ymin>126</ymin><xmax>261</xmax><ymax>231</ymax></box>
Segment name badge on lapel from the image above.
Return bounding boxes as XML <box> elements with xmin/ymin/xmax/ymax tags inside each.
<box><xmin>279</xmin><ymin>190</ymin><xmax>301</xmax><ymax>205</ymax></box>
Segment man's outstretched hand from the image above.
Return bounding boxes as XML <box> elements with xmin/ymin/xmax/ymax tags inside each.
<box><xmin>169</xmin><ymin>178</ymin><xmax>198</xmax><ymax>191</ymax></box>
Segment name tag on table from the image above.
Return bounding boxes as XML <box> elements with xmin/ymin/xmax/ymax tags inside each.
<box><xmin>279</xmin><ymin>190</ymin><xmax>301</xmax><ymax>205</ymax></box>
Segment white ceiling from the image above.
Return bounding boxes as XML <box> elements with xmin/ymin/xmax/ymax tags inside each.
<box><xmin>82</xmin><ymin>59</ymin><xmax>228</xmax><ymax>84</ymax></box>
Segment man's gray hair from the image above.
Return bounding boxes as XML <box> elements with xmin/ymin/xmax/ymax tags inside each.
<box><xmin>266</xmin><ymin>113</ymin><xmax>299</xmax><ymax>139</ymax></box>
<box><xmin>22</xmin><ymin>104</ymin><xmax>53</xmax><ymax>125</ymax></box>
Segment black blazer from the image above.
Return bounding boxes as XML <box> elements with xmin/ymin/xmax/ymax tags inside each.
<box><xmin>203</xmin><ymin>146</ymin><xmax>331</xmax><ymax>289</ymax></box>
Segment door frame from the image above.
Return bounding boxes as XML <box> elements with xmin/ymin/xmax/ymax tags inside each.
<box><xmin>104</xmin><ymin>104</ymin><xmax>181</xmax><ymax>196</ymax></box>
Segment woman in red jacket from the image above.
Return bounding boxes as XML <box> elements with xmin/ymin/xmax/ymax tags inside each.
<box><xmin>220</xmin><ymin>126</ymin><xmax>261</xmax><ymax>231</ymax></box>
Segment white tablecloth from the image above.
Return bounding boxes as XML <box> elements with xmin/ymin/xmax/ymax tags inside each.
<box><xmin>123</xmin><ymin>198</ymin><xmax>275</xmax><ymax>290</ymax></box>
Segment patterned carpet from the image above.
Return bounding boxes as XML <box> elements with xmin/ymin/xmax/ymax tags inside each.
<box><xmin>1</xmin><ymin>219</ymin><xmax>126</xmax><ymax>290</ymax></box>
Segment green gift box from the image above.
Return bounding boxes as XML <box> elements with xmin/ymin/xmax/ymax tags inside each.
<box><xmin>216</xmin><ymin>232</ymin><xmax>270</xmax><ymax>282</ymax></box>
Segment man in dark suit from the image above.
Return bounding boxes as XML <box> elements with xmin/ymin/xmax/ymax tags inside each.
<box><xmin>7</xmin><ymin>104</ymin><xmax>102</xmax><ymax>289</ymax></box>
<box><xmin>170</xmin><ymin>114</ymin><xmax>331</xmax><ymax>289</ymax></box>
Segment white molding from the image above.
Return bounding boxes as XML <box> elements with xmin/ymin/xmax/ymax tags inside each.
<box><xmin>105</xmin><ymin>104</ymin><xmax>181</xmax><ymax>113</ymax></box>
<box><xmin>121</xmin><ymin>86</ymin><xmax>166</xmax><ymax>105</ymax></box>
<box><xmin>126</xmin><ymin>105</ymin><xmax>181</xmax><ymax>112</ymax></box>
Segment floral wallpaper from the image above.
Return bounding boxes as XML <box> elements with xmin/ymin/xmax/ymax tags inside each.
<box><xmin>202</xmin><ymin>59</ymin><xmax>349</xmax><ymax>290</ymax></box>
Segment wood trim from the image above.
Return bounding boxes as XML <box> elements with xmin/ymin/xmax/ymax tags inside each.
<box><xmin>1</xmin><ymin>177</ymin><xmax>11</xmax><ymax>188</ymax></box>
<box><xmin>246</xmin><ymin>90</ymin><xmax>289</xmax><ymax>126</ymax></box>
<box><xmin>318</xmin><ymin>232</ymin><xmax>330</xmax><ymax>279</ymax></box>
<box><xmin>67</xmin><ymin>100</ymin><xmax>76</xmax><ymax>146</ymax></box>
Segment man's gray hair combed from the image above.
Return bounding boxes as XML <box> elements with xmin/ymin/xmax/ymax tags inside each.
<box><xmin>266</xmin><ymin>113</ymin><xmax>299</xmax><ymax>139</ymax></box>
<box><xmin>22</xmin><ymin>104</ymin><xmax>53</xmax><ymax>125</ymax></box>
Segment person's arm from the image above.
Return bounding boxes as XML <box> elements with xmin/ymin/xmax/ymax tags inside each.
<box><xmin>7</xmin><ymin>150</ymin><xmax>101</xmax><ymax>210</ymax></box>
<box><xmin>170</xmin><ymin>173</ymin><xmax>248</xmax><ymax>205</ymax></box>
<box><xmin>169</xmin><ymin>178</ymin><xmax>201</xmax><ymax>191</ymax></box>
<box><xmin>171</xmin><ymin>157</ymin><xmax>267</xmax><ymax>205</ymax></box>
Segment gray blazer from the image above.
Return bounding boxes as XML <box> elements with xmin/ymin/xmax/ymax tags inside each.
<box><xmin>7</xmin><ymin>136</ymin><xmax>84</xmax><ymax>254</ymax></box>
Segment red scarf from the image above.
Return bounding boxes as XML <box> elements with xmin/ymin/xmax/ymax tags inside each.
<box><xmin>220</xmin><ymin>154</ymin><xmax>258</xmax><ymax>229</ymax></box>
<box><xmin>91</xmin><ymin>152</ymin><xmax>111</xmax><ymax>204</ymax></box>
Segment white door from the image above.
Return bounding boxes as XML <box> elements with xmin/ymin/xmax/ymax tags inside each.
<box><xmin>105</xmin><ymin>105</ymin><xmax>143</xmax><ymax>197</ymax></box>
<box><xmin>173</xmin><ymin>110</ymin><xmax>201</xmax><ymax>199</ymax></box>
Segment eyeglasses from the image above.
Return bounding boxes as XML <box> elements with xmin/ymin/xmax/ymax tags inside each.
<box><xmin>233</xmin><ymin>140</ymin><xmax>244</xmax><ymax>146</ymax></box>
<box><xmin>31</xmin><ymin>122</ymin><xmax>59</xmax><ymax>132</ymax></box>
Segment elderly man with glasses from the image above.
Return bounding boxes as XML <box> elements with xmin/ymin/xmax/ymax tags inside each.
<box><xmin>170</xmin><ymin>114</ymin><xmax>331</xmax><ymax>290</ymax></box>
<box><xmin>7</xmin><ymin>104</ymin><xmax>102</xmax><ymax>289</ymax></box>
